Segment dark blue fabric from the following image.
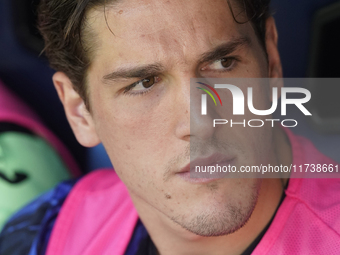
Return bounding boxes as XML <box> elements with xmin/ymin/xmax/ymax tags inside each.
<box><xmin>0</xmin><ymin>178</ymin><xmax>78</xmax><ymax>255</ymax></box>
<box><xmin>125</xmin><ymin>219</ymin><xmax>150</xmax><ymax>255</ymax></box>
<box><xmin>0</xmin><ymin>177</ymin><xmax>150</xmax><ymax>255</ymax></box>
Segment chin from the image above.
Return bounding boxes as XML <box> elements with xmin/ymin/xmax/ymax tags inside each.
<box><xmin>170</xmin><ymin>180</ymin><xmax>260</xmax><ymax>237</ymax></box>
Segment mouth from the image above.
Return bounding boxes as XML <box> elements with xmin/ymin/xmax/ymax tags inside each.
<box><xmin>176</xmin><ymin>153</ymin><xmax>236</xmax><ymax>183</ymax></box>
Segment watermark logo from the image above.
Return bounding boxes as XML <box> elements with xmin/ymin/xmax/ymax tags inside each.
<box><xmin>196</xmin><ymin>82</ymin><xmax>222</xmax><ymax>115</ymax></box>
<box><xmin>198</xmin><ymin>83</ymin><xmax>311</xmax><ymax>116</ymax></box>
<box><xmin>197</xmin><ymin>81</ymin><xmax>312</xmax><ymax>128</ymax></box>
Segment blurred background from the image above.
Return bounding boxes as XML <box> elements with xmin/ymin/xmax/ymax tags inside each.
<box><xmin>0</xmin><ymin>0</ymin><xmax>339</xmax><ymax>173</ymax></box>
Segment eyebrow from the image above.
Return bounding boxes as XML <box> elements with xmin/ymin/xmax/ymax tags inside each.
<box><xmin>102</xmin><ymin>63</ymin><xmax>164</xmax><ymax>82</ymax></box>
<box><xmin>102</xmin><ymin>36</ymin><xmax>251</xmax><ymax>83</ymax></box>
<box><xmin>198</xmin><ymin>36</ymin><xmax>251</xmax><ymax>64</ymax></box>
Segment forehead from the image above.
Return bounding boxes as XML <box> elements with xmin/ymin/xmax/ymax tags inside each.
<box><xmin>87</xmin><ymin>0</ymin><xmax>251</xmax><ymax>71</ymax></box>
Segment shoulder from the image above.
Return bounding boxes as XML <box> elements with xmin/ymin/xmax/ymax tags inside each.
<box><xmin>254</xmin><ymin>130</ymin><xmax>340</xmax><ymax>254</ymax></box>
<box><xmin>287</xmin><ymin>178</ymin><xmax>340</xmax><ymax>235</ymax></box>
<box><xmin>45</xmin><ymin>169</ymin><xmax>138</xmax><ymax>255</ymax></box>
<box><xmin>287</xmin><ymin>129</ymin><xmax>340</xmax><ymax>236</ymax></box>
<box><xmin>0</xmin><ymin>169</ymin><xmax>134</xmax><ymax>255</ymax></box>
<box><xmin>260</xmin><ymin>178</ymin><xmax>340</xmax><ymax>254</ymax></box>
<box><xmin>0</xmin><ymin>178</ymin><xmax>78</xmax><ymax>255</ymax></box>
<box><xmin>286</xmin><ymin>129</ymin><xmax>340</xmax><ymax>228</ymax></box>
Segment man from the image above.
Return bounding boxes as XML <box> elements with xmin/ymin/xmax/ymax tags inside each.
<box><xmin>1</xmin><ymin>0</ymin><xmax>339</xmax><ymax>254</ymax></box>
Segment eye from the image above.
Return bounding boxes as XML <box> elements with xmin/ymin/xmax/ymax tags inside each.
<box><xmin>209</xmin><ymin>57</ymin><xmax>235</xmax><ymax>71</ymax></box>
<box><xmin>124</xmin><ymin>76</ymin><xmax>160</xmax><ymax>95</ymax></box>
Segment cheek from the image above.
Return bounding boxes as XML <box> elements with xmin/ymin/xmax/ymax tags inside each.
<box><xmin>89</xmin><ymin>89</ymin><xmax>183</xmax><ymax>204</ymax></box>
<box><xmin>91</xmin><ymin>86</ymin><xmax>176</xmax><ymax>170</ymax></box>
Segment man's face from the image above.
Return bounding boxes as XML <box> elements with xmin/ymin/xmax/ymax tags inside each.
<box><xmin>84</xmin><ymin>0</ymin><xmax>278</xmax><ymax>236</ymax></box>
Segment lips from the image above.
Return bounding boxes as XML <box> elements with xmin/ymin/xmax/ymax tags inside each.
<box><xmin>178</xmin><ymin>153</ymin><xmax>235</xmax><ymax>174</ymax></box>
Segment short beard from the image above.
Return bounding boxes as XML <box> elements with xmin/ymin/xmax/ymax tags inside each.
<box><xmin>170</xmin><ymin>183</ymin><xmax>260</xmax><ymax>237</ymax></box>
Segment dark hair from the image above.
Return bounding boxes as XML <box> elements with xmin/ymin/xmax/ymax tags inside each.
<box><xmin>38</xmin><ymin>0</ymin><xmax>107</xmax><ymax>108</ymax></box>
<box><xmin>228</xmin><ymin>0</ymin><xmax>271</xmax><ymax>51</ymax></box>
<box><xmin>38</xmin><ymin>0</ymin><xmax>271</xmax><ymax>109</ymax></box>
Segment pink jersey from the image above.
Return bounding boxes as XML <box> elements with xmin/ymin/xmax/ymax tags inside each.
<box><xmin>46</xmin><ymin>128</ymin><xmax>340</xmax><ymax>255</ymax></box>
<box><xmin>253</xmin><ymin>130</ymin><xmax>340</xmax><ymax>254</ymax></box>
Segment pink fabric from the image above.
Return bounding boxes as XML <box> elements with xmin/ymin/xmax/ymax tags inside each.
<box><xmin>46</xmin><ymin>169</ymin><xmax>138</xmax><ymax>255</ymax></box>
<box><xmin>253</xmin><ymin>128</ymin><xmax>340</xmax><ymax>254</ymax></box>
<box><xmin>46</xmin><ymin>128</ymin><xmax>340</xmax><ymax>254</ymax></box>
<box><xmin>0</xmin><ymin>80</ymin><xmax>81</xmax><ymax>177</ymax></box>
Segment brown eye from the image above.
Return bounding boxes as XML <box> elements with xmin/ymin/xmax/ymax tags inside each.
<box><xmin>142</xmin><ymin>77</ymin><xmax>155</xmax><ymax>88</ymax></box>
<box><xmin>220</xmin><ymin>58</ymin><xmax>234</xmax><ymax>68</ymax></box>
<box><xmin>124</xmin><ymin>76</ymin><xmax>160</xmax><ymax>95</ymax></box>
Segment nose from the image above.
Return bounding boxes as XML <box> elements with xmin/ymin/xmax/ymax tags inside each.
<box><xmin>174</xmin><ymin>76</ymin><xmax>217</xmax><ymax>143</ymax></box>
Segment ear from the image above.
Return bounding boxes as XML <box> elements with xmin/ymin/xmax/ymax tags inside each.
<box><xmin>53</xmin><ymin>72</ymin><xmax>101</xmax><ymax>147</ymax></box>
<box><xmin>265</xmin><ymin>16</ymin><xmax>283</xmax><ymax>79</ymax></box>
